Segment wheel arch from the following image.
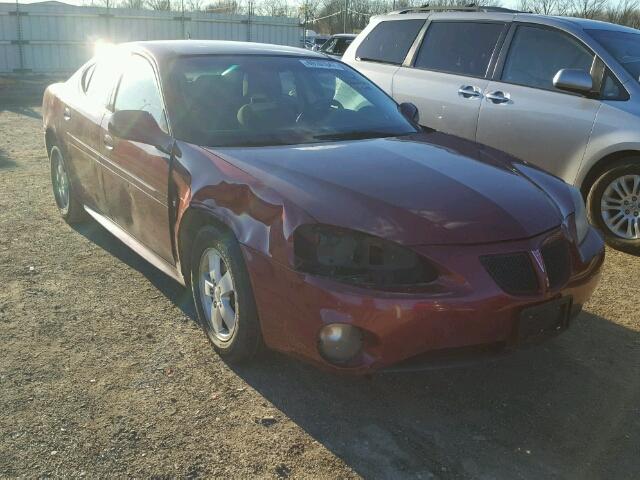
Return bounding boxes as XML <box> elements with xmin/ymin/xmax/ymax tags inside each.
<box><xmin>579</xmin><ymin>150</ymin><xmax>640</xmax><ymax>197</ymax></box>
<box><xmin>176</xmin><ymin>205</ymin><xmax>236</xmax><ymax>285</ymax></box>
<box><xmin>45</xmin><ymin>127</ymin><xmax>58</xmax><ymax>155</ymax></box>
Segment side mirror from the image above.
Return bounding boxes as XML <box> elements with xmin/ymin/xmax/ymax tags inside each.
<box><xmin>399</xmin><ymin>102</ymin><xmax>420</xmax><ymax>125</ymax></box>
<box><xmin>553</xmin><ymin>69</ymin><xmax>593</xmax><ymax>95</ymax></box>
<box><xmin>108</xmin><ymin>110</ymin><xmax>172</xmax><ymax>154</ymax></box>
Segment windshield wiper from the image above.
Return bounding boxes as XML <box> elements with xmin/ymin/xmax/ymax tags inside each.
<box><xmin>313</xmin><ymin>131</ymin><xmax>400</xmax><ymax>141</ymax></box>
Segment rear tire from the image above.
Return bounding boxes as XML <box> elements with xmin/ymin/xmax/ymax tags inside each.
<box><xmin>586</xmin><ymin>158</ymin><xmax>640</xmax><ymax>255</ymax></box>
<box><xmin>49</xmin><ymin>145</ymin><xmax>85</xmax><ymax>224</ymax></box>
<box><xmin>190</xmin><ymin>225</ymin><xmax>262</xmax><ymax>363</ymax></box>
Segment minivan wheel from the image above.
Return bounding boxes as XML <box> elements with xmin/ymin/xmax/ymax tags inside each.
<box><xmin>190</xmin><ymin>225</ymin><xmax>262</xmax><ymax>363</ymax></box>
<box><xmin>49</xmin><ymin>145</ymin><xmax>85</xmax><ymax>223</ymax></box>
<box><xmin>587</xmin><ymin>158</ymin><xmax>640</xmax><ymax>254</ymax></box>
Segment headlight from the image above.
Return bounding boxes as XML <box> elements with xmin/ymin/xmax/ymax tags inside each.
<box><xmin>293</xmin><ymin>224</ymin><xmax>438</xmax><ymax>290</ymax></box>
<box><xmin>570</xmin><ymin>187</ymin><xmax>589</xmax><ymax>244</ymax></box>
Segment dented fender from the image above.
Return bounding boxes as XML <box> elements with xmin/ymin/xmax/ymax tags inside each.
<box><xmin>172</xmin><ymin>141</ymin><xmax>316</xmax><ymax>271</ymax></box>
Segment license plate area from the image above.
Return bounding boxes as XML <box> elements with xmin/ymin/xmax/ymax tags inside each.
<box><xmin>518</xmin><ymin>296</ymin><xmax>572</xmax><ymax>344</ymax></box>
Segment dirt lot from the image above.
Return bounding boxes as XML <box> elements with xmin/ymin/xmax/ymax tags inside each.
<box><xmin>1</xmin><ymin>97</ymin><xmax>639</xmax><ymax>479</ymax></box>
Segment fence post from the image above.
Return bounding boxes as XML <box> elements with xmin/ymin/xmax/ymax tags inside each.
<box><xmin>247</xmin><ymin>0</ymin><xmax>252</xmax><ymax>42</ymax></box>
<box><xmin>12</xmin><ymin>0</ymin><xmax>28</xmax><ymax>73</ymax></box>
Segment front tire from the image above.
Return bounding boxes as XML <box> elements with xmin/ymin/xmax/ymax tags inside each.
<box><xmin>190</xmin><ymin>225</ymin><xmax>262</xmax><ymax>363</ymax></box>
<box><xmin>49</xmin><ymin>145</ymin><xmax>85</xmax><ymax>223</ymax></box>
<box><xmin>586</xmin><ymin>158</ymin><xmax>640</xmax><ymax>254</ymax></box>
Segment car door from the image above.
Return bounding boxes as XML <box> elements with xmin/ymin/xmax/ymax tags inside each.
<box><xmin>63</xmin><ymin>59</ymin><xmax>118</xmax><ymax>213</ymax></box>
<box><xmin>393</xmin><ymin>19</ymin><xmax>508</xmax><ymax>141</ymax></box>
<box><xmin>476</xmin><ymin>24</ymin><xmax>601</xmax><ymax>183</ymax></box>
<box><xmin>99</xmin><ymin>53</ymin><xmax>175</xmax><ymax>264</ymax></box>
<box><xmin>351</xmin><ymin>18</ymin><xmax>426</xmax><ymax>93</ymax></box>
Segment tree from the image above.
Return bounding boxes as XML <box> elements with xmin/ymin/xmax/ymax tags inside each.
<box><xmin>518</xmin><ymin>0</ymin><xmax>558</xmax><ymax>14</ymax></box>
<box><xmin>570</xmin><ymin>0</ymin><xmax>608</xmax><ymax>18</ymax></box>
<box><xmin>147</xmin><ymin>0</ymin><xmax>173</xmax><ymax>9</ymax></box>
<box><xmin>119</xmin><ymin>0</ymin><xmax>145</xmax><ymax>8</ymax></box>
<box><xmin>606</xmin><ymin>0</ymin><xmax>640</xmax><ymax>27</ymax></box>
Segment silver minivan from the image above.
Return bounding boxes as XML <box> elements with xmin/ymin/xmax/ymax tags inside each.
<box><xmin>343</xmin><ymin>6</ymin><xmax>640</xmax><ymax>254</ymax></box>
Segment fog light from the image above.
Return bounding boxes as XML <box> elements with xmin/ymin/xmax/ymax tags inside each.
<box><xmin>318</xmin><ymin>323</ymin><xmax>363</xmax><ymax>364</ymax></box>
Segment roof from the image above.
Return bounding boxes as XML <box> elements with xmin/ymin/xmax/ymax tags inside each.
<box><xmin>546</xmin><ymin>15</ymin><xmax>640</xmax><ymax>33</ymax></box>
<box><xmin>380</xmin><ymin>8</ymin><xmax>640</xmax><ymax>34</ymax></box>
<box><xmin>329</xmin><ymin>33</ymin><xmax>358</xmax><ymax>38</ymax></box>
<box><xmin>126</xmin><ymin>40</ymin><xmax>325</xmax><ymax>61</ymax></box>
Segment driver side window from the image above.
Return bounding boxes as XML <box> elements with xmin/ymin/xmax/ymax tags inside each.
<box><xmin>502</xmin><ymin>26</ymin><xmax>594</xmax><ymax>91</ymax></box>
<box><xmin>114</xmin><ymin>55</ymin><xmax>168</xmax><ymax>132</ymax></box>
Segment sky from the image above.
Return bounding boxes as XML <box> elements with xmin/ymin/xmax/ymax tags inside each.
<box><xmin>0</xmin><ymin>0</ymin><xmax>627</xmax><ymax>11</ymax></box>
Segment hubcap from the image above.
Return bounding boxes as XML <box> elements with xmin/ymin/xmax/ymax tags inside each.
<box><xmin>52</xmin><ymin>149</ymin><xmax>70</xmax><ymax>210</ymax></box>
<box><xmin>601</xmin><ymin>174</ymin><xmax>640</xmax><ymax>240</ymax></box>
<box><xmin>198</xmin><ymin>248</ymin><xmax>237</xmax><ymax>342</ymax></box>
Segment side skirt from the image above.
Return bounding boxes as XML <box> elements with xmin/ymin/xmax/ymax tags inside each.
<box><xmin>84</xmin><ymin>205</ymin><xmax>186</xmax><ymax>286</ymax></box>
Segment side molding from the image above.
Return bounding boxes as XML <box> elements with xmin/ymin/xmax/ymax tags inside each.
<box><xmin>84</xmin><ymin>205</ymin><xmax>186</xmax><ymax>286</ymax></box>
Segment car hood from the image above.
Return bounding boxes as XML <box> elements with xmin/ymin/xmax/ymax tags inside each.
<box><xmin>207</xmin><ymin>132</ymin><xmax>563</xmax><ymax>245</ymax></box>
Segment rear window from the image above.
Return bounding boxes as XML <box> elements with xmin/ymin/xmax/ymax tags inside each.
<box><xmin>356</xmin><ymin>19</ymin><xmax>425</xmax><ymax>65</ymax></box>
<box><xmin>414</xmin><ymin>21</ymin><xmax>505</xmax><ymax>77</ymax></box>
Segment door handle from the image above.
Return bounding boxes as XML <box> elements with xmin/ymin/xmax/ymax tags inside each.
<box><xmin>486</xmin><ymin>91</ymin><xmax>511</xmax><ymax>104</ymax></box>
<box><xmin>104</xmin><ymin>134</ymin><xmax>114</xmax><ymax>150</ymax></box>
<box><xmin>63</xmin><ymin>107</ymin><xmax>71</xmax><ymax>121</ymax></box>
<box><xmin>458</xmin><ymin>85</ymin><xmax>482</xmax><ymax>99</ymax></box>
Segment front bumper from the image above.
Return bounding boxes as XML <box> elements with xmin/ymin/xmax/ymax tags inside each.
<box><xmin>242</xmin><ymin>226</ymin><xmax>604</xmax><ymax>373</ymax></box>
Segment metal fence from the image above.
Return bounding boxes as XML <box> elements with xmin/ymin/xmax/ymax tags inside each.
<box><xmin>0</xmin><ymin>3</ymin><xmax>302</xmax><ymax>74</ymax></box>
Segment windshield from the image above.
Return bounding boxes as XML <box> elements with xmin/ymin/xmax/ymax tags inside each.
<box><xmin>588</xmin><ymin>29</ymin><xmax>640</xmax><ymax>82</ymax></box>
<box><xmin>163</xmin><ymin>55</ymin><xmax>417</xmax><ymax>147</ymax></box>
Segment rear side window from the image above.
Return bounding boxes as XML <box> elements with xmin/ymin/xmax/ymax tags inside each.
<box><xmin>85</xmin><ymin>57</ymin><xmax>120</xmax><ymax>107</ymax></box>
<box><xmin>502</xmin><ymin>26</ymin><xmax>594</xmax><ymax>91</ymax></box>
<box><xmin>81</xmin><ymin>64</ymin><xmax>95</xmax><ymax>93</ymax></box>
<box><xmin>356</xmin><ymin>19</ymin><xmax>425</xmax><ymax>65</ymax></box>
<box><xmin>414</xmin><ymin>22</ymin><xmax>505</xmax><ymax>77</ymax></box>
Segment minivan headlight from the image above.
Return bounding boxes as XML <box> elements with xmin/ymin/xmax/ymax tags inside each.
<box><xmin>570</xmin><ymin>187</ymin><xmax>589</xmax><ymax>244</ymax></box>
<box><xmin>293</xmin><ymin>224</ymin><xmax>438</xmax><ymax>290</ymax></box>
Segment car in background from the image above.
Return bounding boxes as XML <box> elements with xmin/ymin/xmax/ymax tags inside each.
<box><xmin>42</xmin><ymin>40</ymin><xmax>603</xmax><ymax>373</ymax></box>
<box><xmin>311</xmin><ymin>35</ymin><xmax>330</xmax><ymax>50</ymax></box>
<box><xmin>343</xmin><ymin>6</ymin><xmax>640</xmax><ymax>254</ymax></box>
<box><xmin>319</xmin><ymin>33</ymin><xmax>357</xmax><ymax>58</ymax></box>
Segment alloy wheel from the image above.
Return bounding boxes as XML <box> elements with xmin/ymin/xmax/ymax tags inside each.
<box><xmin>601</xmin><ymin>174</ymin><xmax>640</xmax><ymax>240</ymax></box>
<box><xmin>198</xmin><ymin>247</ymin><xmax>237</xmax><ymax>342</ymax></box>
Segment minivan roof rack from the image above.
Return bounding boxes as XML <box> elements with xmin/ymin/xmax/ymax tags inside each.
<box><xmin>393</xmin><ymin>4</ymin><xmax>521</xmax><ymax>14</ymax></box>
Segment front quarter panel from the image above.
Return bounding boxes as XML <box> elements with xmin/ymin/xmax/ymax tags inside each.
<box><xmin>578</xmin><ymin>100</ymin><xmax>640</xmax><ymax>188</ymax></box>
<box><xmin>174</xmin><ymin>143</ymin><xmax>315</xmax><ymax>267</ymax></box>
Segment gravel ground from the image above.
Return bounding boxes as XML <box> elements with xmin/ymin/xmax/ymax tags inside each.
<box><xmin>1</xmin><ymin>100</ymin><xmax>639</xmax><ymax>479</ymax></box>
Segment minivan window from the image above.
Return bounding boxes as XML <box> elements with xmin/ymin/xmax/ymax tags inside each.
<box><xmin>502</xmin><ymin>26</ymin><xmax>594</xmax><ymax>91</ymax></box>
<box><xmin>114</xmin><ymin>54</ymin><xmax>168</xmax><ymax>132</ymax></box>
<box><xmin>414</xmin><ymin>22</ymin><xmax>504</xmax><ymax>77</ymax></box>
<box><xmin>588</xmin><ymin>29</ymin><xmax>640</xmax><ymax>83</ymax></box>
<box><xmin>356</xmin><ymin>20</ymin><xmax>425</xmax><ymax>65</ymax></box>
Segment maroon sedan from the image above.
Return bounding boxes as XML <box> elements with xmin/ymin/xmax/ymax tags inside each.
<box><xmin>43</xmin><ymin>41</ymin><xmax>604</xmax><ymax>372</ymax></box>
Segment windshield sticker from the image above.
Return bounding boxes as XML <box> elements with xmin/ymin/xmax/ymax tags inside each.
<box><xmin>300</xmin><ymin>59</ymin><xmax>345</xmax><ymax>70</ymax></box>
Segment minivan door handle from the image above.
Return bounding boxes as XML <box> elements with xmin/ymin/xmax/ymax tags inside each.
<box><xmin>486</xmin><ymin>91</ymin><xmax>511</xmax><ymax>104</ymax></box>
<box><xmin>458</xmin><ymin>85</ymin><xmax>482</xmax><ymax>99</ymax></box>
